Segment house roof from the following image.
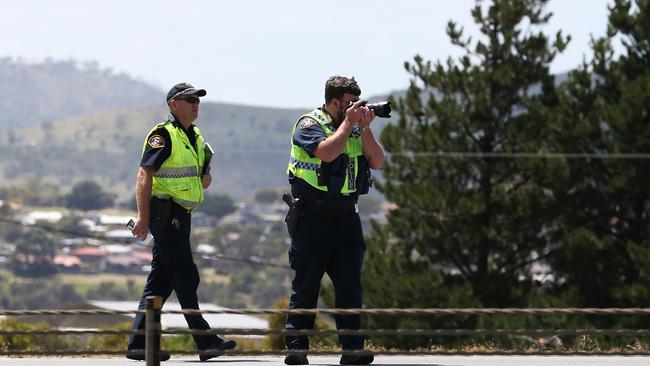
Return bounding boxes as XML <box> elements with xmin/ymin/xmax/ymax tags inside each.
<box><xmin>53</xmin><ymin>255</ymin><xmax>82</xmax><ymax>267</ymax></box>
<box><xmin>105</xmin><ymin>255</ymin><xmax>141</xmax><ymax>267</ymax></box>
<box><xmin>72</xmin><ymin>246</ymin><xmax>107</xmax><ymax>256</ymax></box>
<box><xmin>131</xmin><ymin>251</ymin><xmax>152</xmax><ymax>262</ymax></box>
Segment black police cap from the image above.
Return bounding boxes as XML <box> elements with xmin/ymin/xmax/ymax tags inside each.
<box><xmin>166</xmin><ymin>82</ymin><xmax>207</xmax><ymax>104</ymax></box>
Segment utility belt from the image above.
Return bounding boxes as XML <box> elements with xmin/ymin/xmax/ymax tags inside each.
<box><xmin>282</xmin><ymin>192</ymin><xmax>358</xmax><ymax>239</ymax></box>
<box><xmin>302</xmin><ymin>199</ymin><xmax>357</xmax><ymax>217</ymax></box>
<box><xmin>150</xmin><ymin>196</ymin><xmax>189</xmax><ymax>230</ymax></box>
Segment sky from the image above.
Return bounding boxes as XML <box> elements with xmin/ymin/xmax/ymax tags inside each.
<box><xmin>3</xmin><ymin>0</ymin><xmax>614</xmax><ymax>109</ymax></box>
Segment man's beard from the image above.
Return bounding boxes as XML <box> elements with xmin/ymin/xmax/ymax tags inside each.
<box><xmin>333</xmin><ymin>108</ymin><xmax>346</xmax><ymax>127</ymax></box>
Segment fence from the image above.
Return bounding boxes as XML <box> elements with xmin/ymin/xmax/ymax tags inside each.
<box><xmin>2</xmin><ymin>297</ymin><xmax>650</xmax><ymax>365</ymax></box>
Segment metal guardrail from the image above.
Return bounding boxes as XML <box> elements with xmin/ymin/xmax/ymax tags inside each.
<box><xmin>2</xmin><ymin>298</ymin><xmax>650</xmax><ymax>365</ymax></box>
<box><xmin>2</xmin><ymin>328</ymin><xmax>649</xmax><ymax>337</ymax></box>
<box><xmin>4</xmin><ymin>307</ymin><xmax>650</xmax><ymax>316</ymax></box>
<box><xmin>162</xmin><ymin>307</ymin><xmax>650</xmax><ymax>315</ymax></box>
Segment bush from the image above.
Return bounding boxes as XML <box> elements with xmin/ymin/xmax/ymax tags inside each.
<box><xmin>0</xmin><ymin>318</ymin><xmax>80</xmax><ymax>352</ymax></box>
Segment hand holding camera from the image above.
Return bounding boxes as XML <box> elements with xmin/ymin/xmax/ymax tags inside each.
<box><xmin>345</xmin><ymin>100</ymin><xmax>392</xmax><ymax>128</ymax></box>
<box><xmin>358</xmin><ymin>104</ymin><xmax>376</xmax><ymax>129</ymax></box>
<box><xmin>344</xmin><ymin>100</ymin><xmax>367</xmax><ymax>127</ymax></box>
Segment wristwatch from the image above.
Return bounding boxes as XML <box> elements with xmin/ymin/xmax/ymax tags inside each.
<box><xmin>361</xmin><ymin>126</ymin><xmax>371</xmax><ymax>134</ymax></box>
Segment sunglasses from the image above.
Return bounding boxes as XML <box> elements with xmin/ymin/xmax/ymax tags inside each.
<box><xmin>175</xmin><ymin>96</ymin><xmax>201</xmax><ymax>104</ymax></box>
<box><xmin>338</xmin><ymin>98</ymin><xmax>359</xmax><ymax>107</ymax></box>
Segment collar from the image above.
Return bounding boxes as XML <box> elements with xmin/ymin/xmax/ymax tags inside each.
<box><xmin>319</xmin><ymin>106</ymin><xmax>334</xmax><ymax>120</ymax></box>
<box><xmin>317</xmin><ymin>107</ymin><xmax>359</xmax><ymax>137</ymax></box>
<box><xmin>168</xmin><ymin>113</ymin><xmax>195</xmax><ymax>131</ymax></box>
<box><xmin>320</xmin><ymin>105</ymin><xmax>343</xmax><ymax>128</ymax></box>
<box><xmin>318</xmin><ymin>107</ymin><xmax>343</xmax><ymax>131</ymax></box>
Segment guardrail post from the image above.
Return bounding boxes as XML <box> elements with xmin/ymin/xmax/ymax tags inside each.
<box><xmin>145</xmin><ymin>296</ymin><xmax>163</xmax><ymax>366</ymax></box>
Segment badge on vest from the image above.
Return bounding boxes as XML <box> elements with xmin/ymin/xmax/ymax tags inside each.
<box><xmin>299</xmin><ymin>118</ymin><xmax>316</xmax><ymax>129</ymax></box>
<box><xmin>148</xmin><ymin>135</ymin><xmax>165</xmax><ymax>148</ymax></box>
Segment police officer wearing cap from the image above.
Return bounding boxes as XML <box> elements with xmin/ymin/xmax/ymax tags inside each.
<box><xmin>284</xmin><ymin>76</ymin><xmax>384</xmax><ymax>365</ymax></box>
<box><xmin>127</xmin><ymin>82</ymin><xmax>236</xmax><ymax>361</ymax></box>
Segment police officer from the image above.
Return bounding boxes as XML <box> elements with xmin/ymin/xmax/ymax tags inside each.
<box><xmin>284</xmin><ymin>76</ymin><xmax>384</xmax><ymax>365</ymax></box>
<box><xmin>127</xmin><ymin>82</ymin><xmax>236</xmax><ymax>361</ymax></box>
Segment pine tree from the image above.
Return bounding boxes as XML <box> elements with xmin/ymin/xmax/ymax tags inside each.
<box><xmin>365</xmin><ymin>0</ymin><xmax>570</xmax><ymax>315</ymax></box>
<box><xmin>550</xmin><ymin>0</ymin><xmax>650</xmax><ymax>309</ymax></box>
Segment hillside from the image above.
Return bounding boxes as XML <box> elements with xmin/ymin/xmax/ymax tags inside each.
<box><xmin>0</xmin><ymin>103</ymin><xmax>304</xmax><ymax>200</ymax></box>
<box><xmin>0</xmin><ymin>58</ymin><xmax>160</xmax><ymax>131</ymax></box>
<box><xmin>0</xmin><ymin>57</ymin><xmax>396</xmax><ymax>201</ymax></box>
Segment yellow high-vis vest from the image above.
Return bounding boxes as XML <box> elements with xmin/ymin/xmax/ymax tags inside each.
<box><xmin>143</xmin><ymin>118</ymin><xmax>206</xmax><ymax>211</ymax></box>
<box><xmin>287</xmin><ymin>108</ymin><xmax>363</xmax><ymax>194</ymax></box>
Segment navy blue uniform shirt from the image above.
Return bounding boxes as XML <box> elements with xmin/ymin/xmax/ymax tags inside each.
<box><xmin>291</xmin><ymin>108</ymin><xmax>362</xmax><ymax>155</ymax></box>
<box><xmin>292</xmin><ymin>118</ymin><xmax>328</xmax><ymax>157</ymax></box>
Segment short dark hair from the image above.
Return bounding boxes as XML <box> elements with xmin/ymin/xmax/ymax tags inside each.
<box><xmin>324</xmin><ymin>76</ymin><xmax>361</xmax><ymax>104</ymax></box>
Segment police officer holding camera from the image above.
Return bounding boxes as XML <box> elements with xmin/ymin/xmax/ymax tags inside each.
<box><xmin>127</xmin><ymin>82</ymin><xmax>236</xmax><ymax>361</ymax></box>
<box><xmin>284</xmin><ymin>76</ymin><xmax>385</xmax><ymax>365</ymax></box>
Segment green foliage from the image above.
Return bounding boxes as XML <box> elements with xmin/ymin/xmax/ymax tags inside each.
<box><xmin>362</xmin><ymin>223</ymin><xmax>480</xmax><ymax>349</ymax></box>
<box><xmin>358</xmin><ymin>0</ymin><xmax>650</xmax><ymax>350</ymax></box>
<box><xmin>0</xmin><ymin>177</ymin><xmax>63</xmax><ymax>206</ymax></box>
<box><xmin>201</xmin><ymin>193</ymin><xmax>237</xmax><ymax>219</ymax></box>
<box><xmin>264</xmin><ymin>297</ymin><xmax>289</xmax><ymax>350</ymax></box>
<box><xmin>66</xmin><ymin>180</ymin><xmax>114</xmax><ymax>210</ymax></box>
<box><xmin>357</xmin><ymin>195</ymin><xmax>381</xmax><ymax>216</ymax></box>
<box><xmin>0</xmin><ymin>280</ymin><xmax>83</xmax><ymax>309</ymax></box>
<box><xmin>287</xmin><ymin>285</ymin><xmax>337</xmax><ymax>350</ymax></box>
<box><xmin>253</xmin><ymin>189</ymin><xmax>281</xmax><ymax>204</ymax></box>
<box><xmin>0</xmin><ymin>318</ymin><xmax>80</xmax><ymax>352</ymax></box>
<box><xmin>11</xmin><ymin>228</ymin><xmax>57</xmax><ymax>277</ymax></box>
<box><xmin>371</xmin><ymin>0</ymin><xmax>569</xmax><ymax>310</ymax></box>
<box><xmin>547</xmin><ymin>0</ymin><xmax>650</xmax><ymax>314</ymax></box>
<box><xmin>55</xmin><ymin>214</ymin><xmax>91</xmax><ymax>237</ymax></box>
<box><xmin>85</xmin><ymin>322</ymin><xmax>131</xmax><ymax>351</ymax></box>
<box><xmin>187</xmin><ymin>219</ymin><xmax>292</xmax><ymax>308</ymax></box>
<box><xmin>162</xmin><ymin>334</ymin><xmax>194</xmax><ymax>351</ymax></box>
<box><xmin>86</xmin><ymin>281</ymin><xmax>139</xmax><ymax>301</ymax></box>
<box><xmin>0</xmin><ymin>100</ymin><xmax>308</xmax><ymax>201</ymax></box>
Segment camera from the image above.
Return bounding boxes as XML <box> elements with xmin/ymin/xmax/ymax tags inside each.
<box><xmin>367</xmin><ymin>101</ymin><xmax>391</xmax><ymax>118</ymax></box>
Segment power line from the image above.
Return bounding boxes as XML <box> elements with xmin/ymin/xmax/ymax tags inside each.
<box><xmin>213</xmin><ymin>148</ymin><xmax>650</xmax><ymax>160</ymax></box>
<box><xmin>385</xmin><ymin>151</ymin><xmax>650</xmax><ymax>159</ymax></box>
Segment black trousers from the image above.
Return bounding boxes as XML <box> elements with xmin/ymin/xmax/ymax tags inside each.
<box><xmin>128</xmin><ymin>198</ymin><xmax>220</xmax><ymax>350</ymax></box>
<box><xmin>285</xmin><ymin>210</ymin><xmax>366</xmax><ymax>350</ymax></box>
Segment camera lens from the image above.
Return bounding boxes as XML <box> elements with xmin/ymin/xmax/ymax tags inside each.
<box><xmin>367</xmin><ymin>101</ymin><xmax>392</xmax><ymax>118</ymax></box>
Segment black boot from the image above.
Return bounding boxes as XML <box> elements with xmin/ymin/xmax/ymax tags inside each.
<box><xmin>126</xmin><ymin>349</ymin><xmax>171</xmax><ymax>361</ymax></box>
<box><xmin>340</xmin><ymin>350</ymin><xmax>374</xmax><ymax>365</ymax></box>
<box><xmin>284</xmin><ymin>351</ymin><xmax>309</xmax><ymax>365</ymax></box>
<box><xmin>198</xmin><ymin>339</ymin><xmax>237</xmax><ymax>361</ymax></box>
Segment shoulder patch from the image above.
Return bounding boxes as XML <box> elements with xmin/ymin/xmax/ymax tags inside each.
<box><xmin>299</xmin><ymin>118</ymin><xmax>316</xmax><ymax>129</ymax></box>
<box><xmin>148</xmin><ymin>134</ymin><xmax>165</xmax><ymax>149</ymax></box>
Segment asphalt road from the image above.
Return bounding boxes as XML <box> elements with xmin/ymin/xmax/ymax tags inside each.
<box><xmin>1</xmin><ymin>356</ymin><xmax>649</xmax><ymax>366</ymax></box>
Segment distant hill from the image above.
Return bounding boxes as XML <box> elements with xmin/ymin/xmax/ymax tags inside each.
<box><xmin>0</xmin><ymin>58</ymin><xmax>160</xmax><ymax>131</ymax></box>
<box><xmin>0</xmin><ymin>103</ymin><xmax>306</xmax><ymax>201</ymax></box>
<box><xmin>0</xmin><ymin>58</ymin><xmax>396</xmax><ymax>200</ymax></box>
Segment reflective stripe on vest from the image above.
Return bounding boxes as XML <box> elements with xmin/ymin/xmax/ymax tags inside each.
<box><xmin>144</xmin><ymin>117</ymin><xmax>206</xmax><ymax>211</ymax></box>
<box><xmin>287</xmin><ymin>108</ymin><xmax>363</xmax><ymax>194</ymax></box>
<box><xmin>288</xmin><ymin>156</ymin><xmax>319</xmax><ymax>171</ymax></box>
<box><xmin>154</xmin><ymin>166</ymin><xmax>200</xmax><ymax>179</ymax></box>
